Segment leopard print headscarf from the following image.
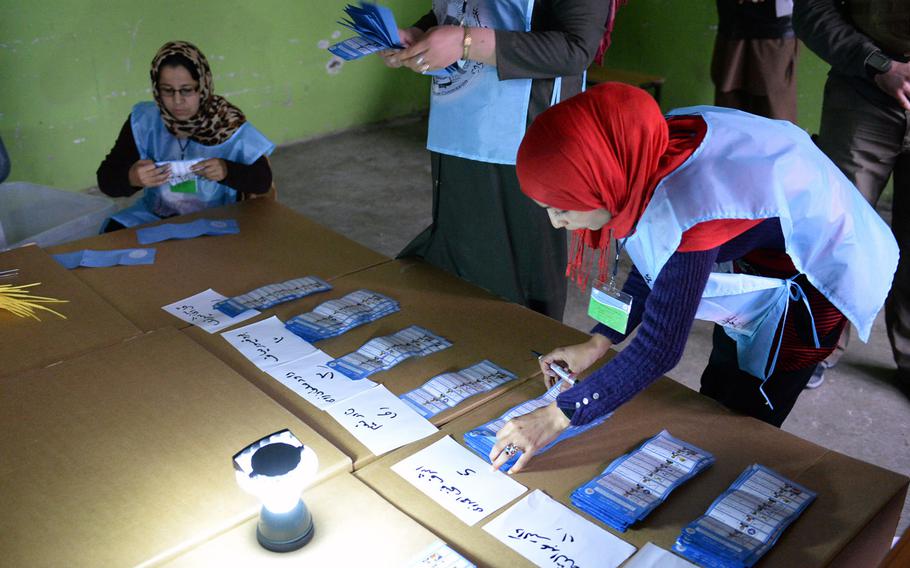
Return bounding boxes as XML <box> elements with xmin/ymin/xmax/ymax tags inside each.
<box><xmin>150</xmin><ymin>41</ymin><xmax>246</xmax><ymax>146</ymax></box>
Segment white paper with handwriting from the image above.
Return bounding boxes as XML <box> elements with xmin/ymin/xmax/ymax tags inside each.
<box><xmin>326</xmin><ymin>385</ymin><xmax>438</xmax><ymax>455</ymax></box>
<box><xmin>221</xmin><ymin>315</ymin><xmax>317</xmax><ymax>370</ymax></box>
<box><xmin>483</xmin><ymin>489</ymin><xmax>635</xmax><ymax>568</ymax></box>
<box><xmin>392</xmin><ymin>436</ymin><xmax>527</xmax><ymax>526</ymax></box>
<box><xmin>265</xmin><ymin>350</ymin><xmax>377</xmax><ymax>409</ymax></box>
<box><xmin>162</xmin><ymin>288</ymin><xmax>258</xmax><ymax>333</ymax></box>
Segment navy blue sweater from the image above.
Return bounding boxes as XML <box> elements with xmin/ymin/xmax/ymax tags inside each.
<box><xmin>557</xmin><ymin>218</ymin><xmax>788</xmax><ymax>425</ymax></box>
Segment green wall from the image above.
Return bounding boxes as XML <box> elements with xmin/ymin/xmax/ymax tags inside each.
<box><xmin>604</xmin><ymin>1</ymin><xmax>830</xmax><ymax>132</ymax></box>
<box><xmin>0</xmin><ymin>0</ymin><xmax>430</xmax><ymax>190</ymax></box>
<box><xmin>1</xmin><ymin>1</ymin><xmax>836</xmax><ymax>192</ymax></box>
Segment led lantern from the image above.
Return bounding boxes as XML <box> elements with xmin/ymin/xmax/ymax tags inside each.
<box><xmin>233</xmin><ymin>429</ymin><xmax>319</xmax><ymax>552</ymax></box>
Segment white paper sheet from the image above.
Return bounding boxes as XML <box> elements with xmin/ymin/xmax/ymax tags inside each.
<box><xmin>623</xmin><ymin>542</ymin><xmax>698</xmax><ymax>568</ymax></box>
<box><xmin>221</xmin><ymin>315</ymin><xmax>317</xmax><ymax>370</ymax></box>
<box><xmin>326</xmin><ymin>385</ymin><xmax>438</xmax><ymax>455</ymax></box>
<box><xmin>392</xmin><ymin>436</ymin><xmax>527</xmax><ymax>526</ymax></box>
<box><xmin>483</xmin><ymin>490</ymin><xmax>635</xmax><ymax>568</ymax></box>
<box><xmin>265</xmin><ymin>350</ymin><xmax>377</xmax><ymax>409</ymax></box>
<box><xmin>407</xmin><ymin>540</ymin><xmax>476</xmax><ymax>568</ymax></box>
<box><xmin>161</xmin><ymin>288</ymin><xmax>259</xmax><ymax>333</ymax></box>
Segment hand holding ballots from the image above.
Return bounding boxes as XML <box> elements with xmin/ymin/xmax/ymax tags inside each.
<box><xmin>328</xmin><ymin>2</ymin><xmax>404</xmax><ymax>60</ymax></box>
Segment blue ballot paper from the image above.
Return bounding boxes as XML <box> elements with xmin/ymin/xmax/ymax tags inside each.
<box><xmin>136</xmin><ymin>218</ymin><xmax>239</xmax><ymax>244</ymax></box>
<box><xmin>571</xmin><ymin>430</ymin><xmax>714</xmax><ymax>532</ymax></box>
<box><xmin>463</xmin><ymin>381</ymin><xmax>611</xmax><ymax>471</ymax></box>
<box><xmin>328</xmin><ymin>2</ymin><xmax>456</xmax><ymax>76</ymax></box>
<box><xmin>674</xmin><ymin>464</ymin><xmax>816</xmax><ymax>568</ymax></box>
<box><xmin>285</xmin><ymin>289</ymin><xmax>399</xmax><ymax>341</ymax></box>
<box><xmin>327</xmin><ymin>325</ymin><xmax>452</xmax><ymax>380</ymax></box>
<box><xmin>213</xmin><ymin>276</ymin><xmax>332</xmax><ymax>317</ymax></box>
<box><xmin>400</xmin><ymin>360</ymin><xmax>517</xmax><ymax>419</ymax></box>
<box><xmin>53</xmin><ymin>248</ymin><xmax>157</xmax><ymax>269</ymax></box>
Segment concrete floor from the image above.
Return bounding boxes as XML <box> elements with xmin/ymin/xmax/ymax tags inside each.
<box><xmin>271</xmin><ymin>114</ymin><xmax>910</xmax><ymax>537</ymax></box>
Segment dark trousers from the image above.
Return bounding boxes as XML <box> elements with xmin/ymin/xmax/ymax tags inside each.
<box><xmin>817</xmin><ymin>73</ymin><xmax>910</xmax><ymax>375</ymax></box>
<box><xmin>700</xmin><ymin>326</ymin><xmax>816</xmax><ymax>427</ymax></box>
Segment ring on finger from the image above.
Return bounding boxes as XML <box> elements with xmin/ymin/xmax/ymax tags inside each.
<box><xmin>415</xmin><ymin>55</ymin><xmax>425</xmax><ymax>66</ymax></box>
<box><xmin>420</xmin><ymin>63</ymin><xmax>430</xmax><ymax>73</ymax></box>
<box><xmin>504</xmin><ymin>443</ymin><xmax>519</xmax><ymax>457</ymax></box>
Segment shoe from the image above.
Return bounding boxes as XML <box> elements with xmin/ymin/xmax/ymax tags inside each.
<box><xmin>805</xmin><ymin>364</ymin><xmax>825</xmax><ymax>389</ymax></box>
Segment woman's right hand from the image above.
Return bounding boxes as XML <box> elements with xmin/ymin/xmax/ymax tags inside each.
<box><xmin>378</xmin><ymin>27</ymin><xmax>425</xmax><ymax>68</ymax></box>
<box><xmin>128</xmin><ymin>160</ymin><xmax>170</xmax><ymax>188</ymax></box>
<box><xmin>539</xmin><ymin>334</ymin><xmax>612</xmax><ymax>388</ymax></box>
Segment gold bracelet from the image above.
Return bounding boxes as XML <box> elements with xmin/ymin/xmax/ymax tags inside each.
<box><xmin>462</xmin><ymin>26</ymin><xmax>473</xmax><ymax>61</ymax></box>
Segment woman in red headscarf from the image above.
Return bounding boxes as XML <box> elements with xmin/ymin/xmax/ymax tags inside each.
<box><xmin>488</xmin><ymin>82</ymin><xmax>897</xmax><ymax>473</ymax></box>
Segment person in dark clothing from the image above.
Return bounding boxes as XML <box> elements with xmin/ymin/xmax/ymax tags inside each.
<box><xmin>487</xmin><ymin>84</ymin><xmax>897</xmax><ymax>474</ymax></box>
<box><xmin>0</xmin><ymin>136</ymin><xmax>10</xmax><ymax>184</ymax></box>
<box><xmin>794</xmin><ymin>0</ymin><xmax>910</xmax><ymax>393</ymax></box>
<box><xmin>377</xmin><ymin>1</ymin><xmax>616</xmax><ymax>321</ymax></box>
<box><xmin>712</xmin><ymin>0</ymin><xmax>799</xmax><ymax>122</ymax></box>
<box><xmin>97</xmin><ymin>41</ymin><xmax>273</xmax><ymax>231</ymax></box>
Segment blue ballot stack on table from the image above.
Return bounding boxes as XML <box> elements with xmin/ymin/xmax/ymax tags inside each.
<box><xmin>328</xmin><ymin>2</ymin><xmax>457</xmax><ymax>76</ymax></box>
<box><xmin>285</xmin><ymin>289</ymin><xmax>399</xmax><ymax>342</ymax></box>
<box><xmin>673</xmin><ymin>464</ymin><xmax>816</xmax><ymax>568</ymax></box>
<box><xmin>570</xmin><ymin>430</ymin><xmax>714</xmax><ymax>532</ymax></box>
<box><xmin>328</xmin><ymin>325</ymin><xmax>452</xmax><ymax>380</ymax></box>
<box><xmin>463</xmin><ymin>381</ymin><xmax>611</xmax><ymax>471</ymax></box>
<box><xmin>213</xmin><ymin>276</ymin><xmax>332</xmax><ymax>317</ymax></box>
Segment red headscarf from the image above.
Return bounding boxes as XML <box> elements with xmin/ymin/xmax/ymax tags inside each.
<box><xmin>517</xmin><ymin>83</ymin><xmax>760</xmax><ymax>286</ymax></box>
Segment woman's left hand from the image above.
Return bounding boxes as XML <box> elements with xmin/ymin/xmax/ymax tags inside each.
<box><xmin>489</xmin><ymin>402</ymin><xmax>570</xmax><ymax>474</ymax></box>
<box><xmin>397</xmin><ymin>25</ymin><xmax>463</xmax><ymax>74</ymax></box>
<box><xmin>191</xmin><ymin>158</ymin><xmax>227</xmax><ymax>182</ymax></box>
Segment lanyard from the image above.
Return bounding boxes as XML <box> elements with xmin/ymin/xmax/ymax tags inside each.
<box><xmin>609</xmin><ymin>232</ymin><xmax>629</xmax><ymax>289</ymax></box>
<box><xmin>178</xmin><ymin>137</ymin><xmax>190</xmax><ymax>160</ymax></box>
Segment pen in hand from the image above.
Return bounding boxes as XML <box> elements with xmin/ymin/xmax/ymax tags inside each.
<box><xmin>531</xmin><ymin>350</ymin><xmax>575</xmax><ymax>386</ymax></box>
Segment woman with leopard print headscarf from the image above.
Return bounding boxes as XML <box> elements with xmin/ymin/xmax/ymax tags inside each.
<box><xmin>97</xmin><ymin>40</ymin><xmax>274</xmax><ymax>230</ymax></box>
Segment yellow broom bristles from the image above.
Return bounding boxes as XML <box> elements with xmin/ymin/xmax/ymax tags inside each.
<box><xmin>0</xmin><ymin>282</ymin><xmax>68</xmax><ymax>320</ymax></box>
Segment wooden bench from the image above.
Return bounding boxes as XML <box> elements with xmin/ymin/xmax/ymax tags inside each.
<box><xmin>586</xmin><ymin>66</ymin><xmax>666</xmax><ymax>105</ymax></box>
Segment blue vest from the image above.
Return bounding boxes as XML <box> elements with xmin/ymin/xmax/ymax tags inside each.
<box><xmin>426</xmin><ymin>0</ymin><xmax>535</xmax><ymax>165</ymax></box>
<box><xmin>110</xmin><ymin>101</ymin><xmax>274</xmax><ymax>228</ymax></box>
<box><xmin>624</xmin><ymin>107</ymin><xmax>898</xmax><ymax>392</ymax></box>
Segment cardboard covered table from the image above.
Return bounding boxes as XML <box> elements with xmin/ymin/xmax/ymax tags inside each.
<box><xmin>183</xmin><ymin>259</ymin><xmax>590</xmax><ymax>468</ymax></box>
<box><xmin>356</xmin><ymin>373</ymin><xmax>909</xmax><ymax>567</ymax></box>
<box><xmin>0</xmin><ymin>244</ymin><xmax>141</xmax><ymax>378</ymax></box>
<box><xmin>46</xmin><ymin>199</ymin><xmax>388</xmax><ymax>331</ymax></box>
<box><xmin>0</xmin><ymin>327</ymin><xmax>350</xmax><ymax>568</ymax></box>
<box><xmin>162</xmin><ymin>473</ymin><xmax>447</xmax><ymax>567</ymax></box>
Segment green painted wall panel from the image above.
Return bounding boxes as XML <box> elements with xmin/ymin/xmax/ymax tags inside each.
<box><xmin>0</xmin><ymin>0</ymin><xmax>431</xmax><ymax>190</ymax></box>
<box><xmin>1</xmin><ymin>1</ymin><xmax>837</xmax><ymax>192</ymax></box>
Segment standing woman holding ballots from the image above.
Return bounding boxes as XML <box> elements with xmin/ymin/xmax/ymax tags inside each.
<box><xmin>379</xmin><ymin>1</ymin><xmax>616</xmax><ymax>320</ymax></box>
<box><xmin>489</xmin><ymin>83</ymin><xmax>898</xmax><ymax>473</ymax></box>
<box><xmin>97</xmin><ymin>41</ymin><xmax>274</xmax><ymax>231</ymax></box>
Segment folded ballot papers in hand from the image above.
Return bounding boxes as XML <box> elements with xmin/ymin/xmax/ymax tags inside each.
<box><xmin>285</xmin><ymin>289</ymin><xmax>399</xmax><ymax>342</ymax></box>
<box><xmin>463</xmin><ymin>381</ymin><xmax>611</xmax><ymax>471</ymax></box>
<box><xmin>674</xmin><ymin>464</ymin><xmax>816</xmax><ymax>568</ymax></box>
<box><xmin>328</xmin><ymin>2</ymin><xmax>403</xmax><ymax>60</ymax></box>
<box><xmin>328</xmin><ymin>2</ymin><xmax>457</xmax><ymax>76</ymax></box>
<box><xmin>571</xmin><ymin>430</ymin><xmax>714</xmax><ymax>532</ymax></box>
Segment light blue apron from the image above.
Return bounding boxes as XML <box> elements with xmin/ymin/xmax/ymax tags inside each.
<box><xmin>109</xmin><ymin>101</ymin><xmax>274</xmax><ymax>228</ymax></box>
<box><xmin>624</xmin><ymin>106</ymin><xmax>899</xmax><ymax>404</ymax></box>
<box><xmin>427</xmin><ymin>0</ymin><xmax>535</xmax><ymax>165</ymax></box>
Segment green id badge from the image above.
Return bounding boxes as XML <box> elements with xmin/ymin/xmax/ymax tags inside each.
<box><xmin>588</xmin><ymin>283</ymin><xmax>633</xmax><ymax>334</ymax></box>
<box><xmin>170</xmin><ymin>178</ymin><xmax>197</xmax><ymax>194</ymax></box>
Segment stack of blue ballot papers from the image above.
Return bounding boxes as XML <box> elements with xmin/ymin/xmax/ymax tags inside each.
<box><xmin>463</xmin><ymin>380</ymin><xmax>611</xmax><ymax>471</ymax></box>
<box><xmin>214</xmin><ymin>276</ymin><xmax>332</xmax><ymax>317</ymax></box>
<box><xmin>285</xmin><ymin>289</ymin><xmax>399</xmax><ymax>342</ymax></box>
<box><xmin>328</xmin><ymin>325</ymin><xmax>452</xmax><ymax>380</ymax></box>
<box><xmin>328</xmin><ymin>2</ymin><xmax>456</xmax><ymax>75</ymax></box>
<box><xmin>570</xmin><ymin>430</ymin><xmax>714</xmax><ymax>532</ymax></box>
<box><xmin>328</xmin><ymin>2</ymin><xmax>404</xmax><ymax>60</ymax></box>
<box><xmin>674</xmin><ymin>464</ymin><xmax>816</xmax><ymax>568</ymax></box>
